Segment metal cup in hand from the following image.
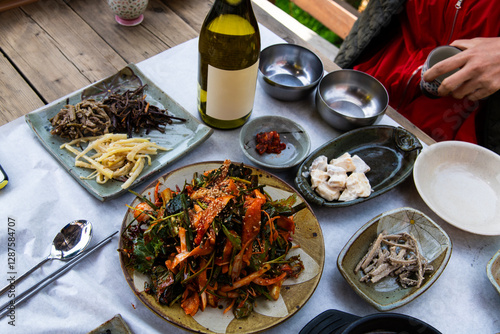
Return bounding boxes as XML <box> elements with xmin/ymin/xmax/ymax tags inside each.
<box><xmin>420</xmin><ymin>45</ymin><xmax>462</xmax><ymax>98</ymax></box>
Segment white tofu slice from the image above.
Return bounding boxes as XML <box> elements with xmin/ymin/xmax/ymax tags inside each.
<box><xmin>338</xmin><ymin>172</ymin><xmax>372</xmax><ymax>201</ymax></box>
<box><xmin>352</xmin><ymin>155</ymin><xmax>371</xmax><ymax>173</ymax></box>
<box><xmin>330</xmin><ymin>152</ymin><xmax>356</xmax><ymax>172</ymax></box>
<box><xmin>338</xmin><ymin>188</ymin><xmax>358</xmax><ymax>202</ymax></box>
<box><xmin>326</xmin><ymin>165</ymin><xmax>347</xmax><ymax>188</ymax></box>
<box><xmin>315</xmin><ymin>182</ymin><xmax>341</xmax><ymax>201</ymax></box>
<box><xmin>310</xmin><ymin>169</ymin><xmax>329</xmax><ymax>189</ymax></box>
<box><xmin>311</xmin><ymin>155</ymin><xmax>328</xmax><ymax>172</ymax></box>
<box><xmin>326</xmin><ymin>165</ymin><xmax>346</xmax><ymax>174</ymax></box>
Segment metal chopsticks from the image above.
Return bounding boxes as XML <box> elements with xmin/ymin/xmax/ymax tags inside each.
<box><xmin>0</xmin><ymin>231</ymin><xmax>118</xmax><ymax>319</ymax></box>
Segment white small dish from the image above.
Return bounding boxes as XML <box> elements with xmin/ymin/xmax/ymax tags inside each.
<box><xmin>413</xmin><ymin>141</ymin><xmax>500</xmax><ymax>235</ymax></box>
<box><xmin>239</xmin><ymin>116</ymin><xmax>310</xmax><ymax>170</ymax></box>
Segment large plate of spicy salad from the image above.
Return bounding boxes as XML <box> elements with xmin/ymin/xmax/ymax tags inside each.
<box><xmin>119</xmin><ymin>160</ymin><xmax>325</xmax><ymax>333</ymax></box>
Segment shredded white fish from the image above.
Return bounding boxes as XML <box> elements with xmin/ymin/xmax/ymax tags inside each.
<box><xmin>355</xmin><ymin>231</ymin><xmax>433</xmax><ymax>288</ymax></box>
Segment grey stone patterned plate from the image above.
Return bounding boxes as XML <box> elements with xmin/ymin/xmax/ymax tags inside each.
<box><xmin>295</xmin><ymin>125</ymin><xmax>422</xmax><ymax>207</ymax></box>
<box><xmin>119</xmin><ymin>162</ymin><xmax>325</xmax><ymax>333</ymax></box>
<box><xmin>337</xmin><ymin>207</ymin><xmax>452</xmax><ymax>311</ymax></box>
<box><xmin>25</xmin><ymin>64</ymin><xmax>213</xmax><ymax>201</ymax></box>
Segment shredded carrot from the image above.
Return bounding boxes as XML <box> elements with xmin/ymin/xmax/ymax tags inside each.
<box><xmin>223</xmin><ymin>298</ymin><xmax>236</xmax><ymax>314</ymax></box>
<box><xmin>164</xmin><ymin>258</ymin><xmax>171</xmax><ymax>267</ymax></box>
<box><xmin>154</xmin><ymin>181</ymin><xmax>161</xmax><ymax>206</ymax></box>
<box><xmin>200</xmin><ymin>291</ymin><xmax>207</xmax><ymax>311</ymax></box>
<box><xmin>217</xmin><ymin>291</ymin><xmax>239</xmax><ymax>298</ymax></box>
<box><xmin>247</xmin><ymin>286</ymin><xmax>257</xmax><ymax>297</ymax></box>
<box><xmin>194</xmin><ymin>195</ymin><xmax>233</xmax><ymax>245</ymax></box>
<box><xmin>133</xmin><ymin>202</ymin><xmax>153</xmax><ymax>223</ymax></box>
<box><xmin>252</xmin><ymin>272</ymin><xmax>287</xmax><ymax>286</ymax></box>
<box><xmin>220</xmin><ymin>264</ymin><xmax>271</xmax><ymax>292</ymax></box>
<box><xmin>180</xmin><ymin>286</ymin><xmax>200</xmax><ymax>316</ymax></box>
<box><xmin>179</xmin><ymin>227</ymin><xmax>187</xmax><ymax>253</ymax></box>
<box><xmin>263</xmin><ymin>211</ymin><xmax>279</xmax><ymax>244</ymax></box>
<box><xmin>237</xmin><ymin>291</ymin><xmax>250</xmax><ymax>308</ymax></box>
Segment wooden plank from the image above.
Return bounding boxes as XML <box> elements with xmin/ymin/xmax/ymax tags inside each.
<box><xmin>0</xmin><ymin>0</ymin><xmax>37</xmax><ymax>12</ymax></box>
<box><xmin>386</xmin><ymin>108</ymin><xmax>435</xmax><ymax>146</ymax></box>
<box><xmin>141</xmin><ymin>0</ymin><xmax>199</xmax><ymax>48</ymax></box>
<box><xmin>162</xmin><ymin>0</ymin><xmax>213</xmax><ymax>34</ymax></box>
<box><xmin>0</xmin><ymin>0</ymin><xmax>122</xmax><ymax>104</ymax></box>
<box><xmin>253</xmin><ymin>0</ymin><xmax>339</xmax><ymax>62</ymax></box>
<box><xmin>69</xmin><ymin>0</ymin><xmax>198</xmax><ymax>64</ymax></box>
<box><xmin>291</xmin><ymin>0</ymin><xmax>359</xmax><ymax>39</ymax></box>
<box><xmin>22</xmin><ymin>0</ymin><xmax>126</xmax><ymax>78</ymax></box>
<box><xmin>0</xmin><ymin>53</ymin><xmax>44</xmax><ymax>126</ymax></box>
<box><xmin>0</xmin><ymin>0</ymin><xmax>201</xmax><ymax>126</ymax></box>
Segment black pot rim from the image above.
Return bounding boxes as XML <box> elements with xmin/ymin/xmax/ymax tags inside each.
<box><xmin>341</xmin><ymin>312</ymin><xmax>442</xmax><ymax>334</ymax></box>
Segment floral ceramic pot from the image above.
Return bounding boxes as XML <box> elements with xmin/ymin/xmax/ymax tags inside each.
<box><xmin>107</xmin><ymin>0</ymin><xmax>148</xmax><ymax>26</ymax></box>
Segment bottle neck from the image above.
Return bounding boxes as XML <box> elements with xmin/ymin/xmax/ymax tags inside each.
<box><xmin>210</xmin><ymin>0</ymin><xmax>252</xmax><ymax>16</ymax></box>
<box><xmin>224</xmin><ymin>0</ymin><xmax>247</xmax><ymax>5</ymax></box>
<box><xmin>204</xmin><ymin>0</ymin><xmax>258</xmax><ymax>36</ymax></box>
<box><xmin>217</xmin><ymin>0</ymin><xmax>250</xmax><ymax>7</ymax></box>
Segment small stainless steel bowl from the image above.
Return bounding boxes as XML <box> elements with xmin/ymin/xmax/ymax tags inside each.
<box><xmin>258</xmin><ymin>43</ymin><xmax>324</xmax><ymax>101</ymax></box>
<box><xmin>316</xmin><ymin>70</ymin><xmax>388</xmax><ymax>131</ymax></box>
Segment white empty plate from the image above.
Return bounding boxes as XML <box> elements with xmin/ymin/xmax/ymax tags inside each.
<box><xmin>413</xmin><ymin>141</ymin><xmax>500</xmax><ymax>235</ymax></box>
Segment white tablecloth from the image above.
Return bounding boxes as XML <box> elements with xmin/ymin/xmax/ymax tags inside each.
<box><xmin>0</xmin><ymin>25</ymin><xmax>499</xmax><ymax>333</ymax></box>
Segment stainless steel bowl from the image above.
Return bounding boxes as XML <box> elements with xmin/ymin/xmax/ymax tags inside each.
<box><xmin>316</xmin><ymin>70</ymin><xmax>388</xmax><ymax>131</ymax></box>
<box><xmin>258</xmin><ymin>44</ymin><xmax>324</xmax><ymax>101</ymax></box>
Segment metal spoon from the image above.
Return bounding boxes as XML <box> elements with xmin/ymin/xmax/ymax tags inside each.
<box><xmin>0</xmin><ymin>219</ymin><xmax>93</xmax><ymax>296</ymax></box>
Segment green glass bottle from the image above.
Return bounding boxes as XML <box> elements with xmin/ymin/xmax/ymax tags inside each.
<box><xmin>198</xmin><ymin>0</ymin><xmax>260</xmax><ymax>129</ymax></box>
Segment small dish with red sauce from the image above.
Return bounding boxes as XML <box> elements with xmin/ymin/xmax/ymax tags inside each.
<box><xmin>239</xmin><ymin>116</ymin><xmax>310</xmax><ymax>170</ymax></box>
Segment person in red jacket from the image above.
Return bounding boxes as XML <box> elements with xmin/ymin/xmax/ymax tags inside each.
<box><xmin>335</xmin><ymin>0</ymin><xmax>500</xmax><ymax>151</ymax></box>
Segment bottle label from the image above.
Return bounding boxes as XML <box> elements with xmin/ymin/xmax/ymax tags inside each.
<box><xmin>206</xmin><ymin>61</ymin><xmax>259</xmax><ymax>120</ymax></box>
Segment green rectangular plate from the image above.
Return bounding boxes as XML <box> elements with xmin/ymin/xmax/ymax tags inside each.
<box><xmin>25</xmin><ymin>64</ymin><xmax>213</xmax><ymax>201</ymax></box>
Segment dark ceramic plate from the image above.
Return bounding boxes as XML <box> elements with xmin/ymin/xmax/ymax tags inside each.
<box><xmin>299</xmin><ymin>309</ymin><xmax>360</xmax><ymax>334</ymax></box>
<box><xmin>295</xmin><ymin>126</ymin><xmax>422</xmax><ymax>207</ymax></box>
<box><xmin>25</xmin><ymin>64</ymin><xmax>213</xmax><ymax>201</ymax></box>
<box><xmin>300</xmin><ymin>309</ymin><xmax>442</xmax><ymax>334</ymax></box>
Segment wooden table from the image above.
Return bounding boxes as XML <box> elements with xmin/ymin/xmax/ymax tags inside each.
<box><xmin>0</xmin><ymin>0</ymin><xmax>434</xmax><ymax>145</ymax></box>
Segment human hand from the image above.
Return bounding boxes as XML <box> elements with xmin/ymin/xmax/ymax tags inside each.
<box><xmin>422</xmin><ymin>37</ymin><xmax>500</xmax><ymax>100</ymax></box>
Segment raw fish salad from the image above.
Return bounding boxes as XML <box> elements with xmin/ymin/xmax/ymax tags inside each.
<box><xmin>120</xmin><ymin>160</ymin><xmax>305</xmax><ymax>318</ymax></box>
